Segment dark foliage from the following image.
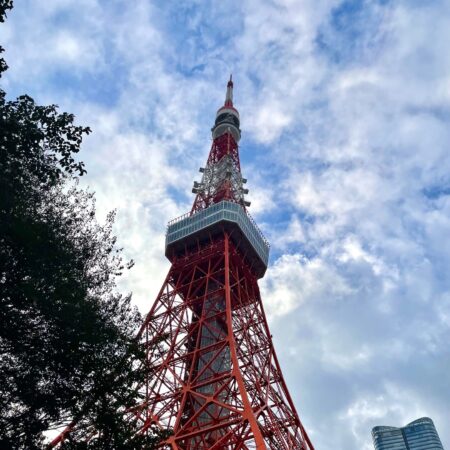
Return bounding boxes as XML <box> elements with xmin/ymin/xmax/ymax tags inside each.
<box><xmin>0</xmin><ymin>2</ymin><xmax>165</xmax><ymax>448</ymax></box>
<box><xmin>0</xmin><ymin>0</ymin><xmax>12</xmax><ymax>74</ymax></box>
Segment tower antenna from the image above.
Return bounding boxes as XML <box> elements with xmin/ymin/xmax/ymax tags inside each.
<box><xmin>51</xmin><ymin>77</ymin><xmax>315</xmax><ymax>450</ymax></box>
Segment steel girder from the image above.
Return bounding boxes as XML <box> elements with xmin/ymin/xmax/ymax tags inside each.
<box><xmin>191</xmin><ymin>133</ymin><xmax>244</xmax><ymax>213</ymax></box>
<box><xmin>131</xmin><ymin>233</ymin><xmax>314</xmax><ymax>450</ymax></box>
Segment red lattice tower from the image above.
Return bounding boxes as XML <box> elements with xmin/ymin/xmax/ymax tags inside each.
<box><xmin>133</xmin><ymin>77</ymin><xmax>314</xmax><ymax>449</ymax></box>
<box><xmin>52</xmin><ymin>77</ymin><xmax>314</xmax><ymax>449</ymax></box>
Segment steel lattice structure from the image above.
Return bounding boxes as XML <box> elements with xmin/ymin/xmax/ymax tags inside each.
<box><xmin>52</xmin><ymin>77</ymin><xmax>314</xmax><ymax>449</ymax></box>
<box><xmin>131</xmin><ymin>77</ymin><xmax>314</xmax><ymax>449</ymax></box>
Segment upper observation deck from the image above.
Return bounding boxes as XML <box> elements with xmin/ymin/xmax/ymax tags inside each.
<box><xmin>165</xmin><ymin>201</ymin><xmax>269</xmax><ymax>278</ymax></box>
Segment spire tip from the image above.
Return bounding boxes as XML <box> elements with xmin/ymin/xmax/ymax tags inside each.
<box><xmin>225</xmin><ymin>74</ymin><xmax>233</xmax><ymax>106</ymax></box>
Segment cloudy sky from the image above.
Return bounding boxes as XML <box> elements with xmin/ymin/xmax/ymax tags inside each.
<box><xmin>2</xmin><ymin>0</ymin><xmax>450</xmax><ymax>448</ymax></box>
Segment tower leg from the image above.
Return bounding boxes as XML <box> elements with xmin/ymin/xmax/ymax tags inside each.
<box><xmin>133</xmin><ymin>234</ymin><xmax>313</xmax><ymax>450</ymax></box>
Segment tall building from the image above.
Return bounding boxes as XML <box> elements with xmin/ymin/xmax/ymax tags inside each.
<box><xmin>119</xmin><ymin>77</ymin><xmax>316</xmax><ymax>448</ymax></box>
<box><xmin>372</xmin><ymin>417</ymin><xmax>444</xmax><ymax>450</ymax></box>
<box><xmin>50</xmin><ymin>78</ymin><xmax>315</xmax><ymax>449</ymax></box>
<box><xmin>125</xmin><ymin>77</ymin><xmax>315</xmax><ymax>448</ymax></box>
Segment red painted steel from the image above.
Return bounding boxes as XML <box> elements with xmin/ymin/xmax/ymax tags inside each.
<box><xmin>133</xmin><ymin>74</ymin><xmax>315</xmax><ymax>445</ymax></box>
<box><xmin>50</xmin><ymin>79</ymin><xmax>314</xmax><ymax>449</ymax></box>
<box><xmin>132</xmin><ymin>233</ymin><xmax>313</xmax><ymax>449</ymax></box>
<box><xmin>191</xmin><ymin>132</ymin><xmax>242</xmax><ymax>213</ymax></box>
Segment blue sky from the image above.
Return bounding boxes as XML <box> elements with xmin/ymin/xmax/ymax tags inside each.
<box><xmin>2</xmin><ymin>1</ymin><xmax>450</xmax><ymax>448</ymax></box>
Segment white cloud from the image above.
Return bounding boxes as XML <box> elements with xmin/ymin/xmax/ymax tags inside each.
<box><xmin>261</xmin><ymin>253</ymin><xmax>353</xmax><ymax>318</ymax></box>
<box><xmin>3</xmin><ymin>0</ymin><xmax>450</xmax><ymax>448</ymax></box>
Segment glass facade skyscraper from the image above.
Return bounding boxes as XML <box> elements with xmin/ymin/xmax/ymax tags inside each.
<box><xmin>372</xmin><ymin>417</ymin><xmax>444</xmax><ymax>450</ymax></box>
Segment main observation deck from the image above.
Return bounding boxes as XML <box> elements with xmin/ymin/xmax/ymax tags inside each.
<box><xmin>165</xmin><ymin>201</ymin><xmax>269</xmax><ymax>278</ymax></box>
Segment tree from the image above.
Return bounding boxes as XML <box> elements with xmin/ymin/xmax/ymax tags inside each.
<box><xmin>0</xmin><ymin>2</ymin><xmax>165</xmax><ymax>448</ymax></box>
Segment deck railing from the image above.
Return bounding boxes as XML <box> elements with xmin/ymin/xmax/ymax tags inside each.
<box><xmin>166</xmin><ymin>201</ymin><xmax>270</xmax><ymax>266</ymax></box>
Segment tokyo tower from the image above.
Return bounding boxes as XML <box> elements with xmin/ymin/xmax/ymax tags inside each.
<box><xmin>132</xmin><ymin>76</ymin><xmax>315</xmax><ymax>449</ymax></box>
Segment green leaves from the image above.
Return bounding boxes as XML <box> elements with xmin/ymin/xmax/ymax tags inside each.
<box><xmin>0</xmin><ymin>1</ymin><xmax>13</xmax><ymax>23</ymax></box>
<box><xmin>0</xmin><ymin>1</ymin><xmax>12</xmax><ymax>74</ymax></box>
<box><xmin>0</xmin><ymin>95</ymin><xmax>90</xmax><ymax>187</ymax></box>
<box><xmin>0</xmin><ymin>2</ymin><xmax>162</xmax><ymax>447</ymax></box>
<box><xmin>0</xmin><ymin>99</ymin><xmax>160</xmax><ymax>448</ymax></box>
